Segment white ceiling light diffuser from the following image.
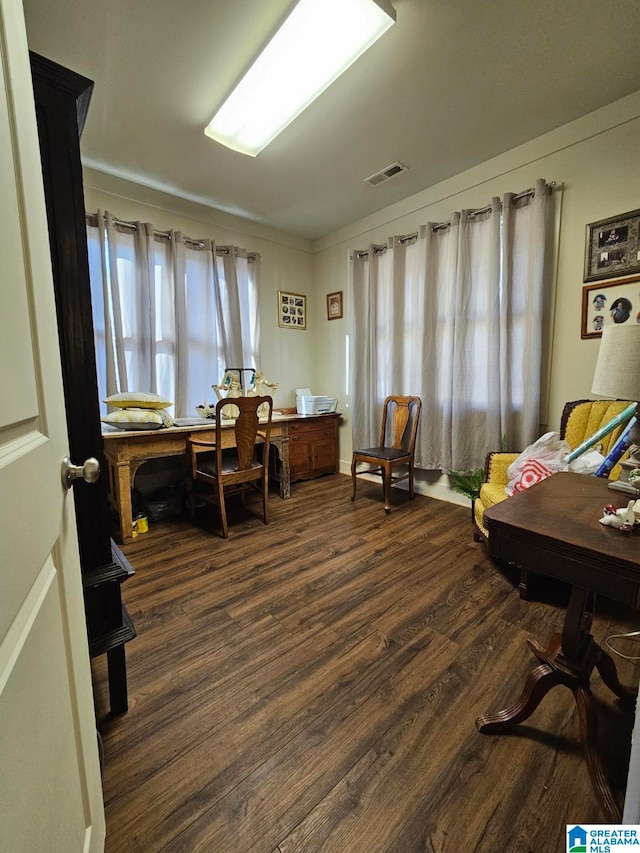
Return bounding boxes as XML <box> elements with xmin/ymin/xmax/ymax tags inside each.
<box><xmin>204</xmin><ymin>0</ymin><xmax>395</xmax><ymax>157</ymax></box>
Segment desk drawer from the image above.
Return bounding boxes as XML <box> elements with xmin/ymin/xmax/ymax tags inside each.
<box><xmin>288</xmin><ymin>417</ymin><xmax>336</xmax><ymax>433</ymax></box>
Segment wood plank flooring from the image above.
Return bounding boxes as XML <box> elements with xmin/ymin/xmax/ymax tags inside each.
<box><xmin>92</xmin><ymin>474</ymin><xmax>640</xmax><ymax>853</ymax></box>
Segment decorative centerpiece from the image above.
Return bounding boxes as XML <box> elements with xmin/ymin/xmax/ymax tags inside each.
<box><xmin>212</xmin><ymin>370</ymin><xmax>242</xmax><ymax>419</ymax></box>
<box><xmin>208</xmin><ymin>368</ymin><xmax>279</xmax><ymax>419</ymax></box>
<box><xmin>248</xmin><ymin>370</ymin><xmax>278</xmax><ymax>416</ymax></box>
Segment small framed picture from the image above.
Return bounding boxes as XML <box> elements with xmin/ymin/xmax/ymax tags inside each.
<box><xmin>581</xmin><ymin>274</ymin><xmax>640</xmax><ymax>338</ymax></box>
<box><xmin>278</xmin><ymin>290</ymin><xmax>306</xmax><ymax>330</ymax></box>
<box><xmin>326</xmin><ymin>290</ymin><xmax>343</xmax><ymax>320</ymax></box>
<box><xmin>584</xmin><ymin>209</ymin><xmax>640</xmax><ymax>282</ymax></box>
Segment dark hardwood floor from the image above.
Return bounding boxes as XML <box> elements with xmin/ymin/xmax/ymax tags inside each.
<box><xmin>92</xmin><ymin>474</ymin><xmax>640</xmax><ymax>853</ymax></box>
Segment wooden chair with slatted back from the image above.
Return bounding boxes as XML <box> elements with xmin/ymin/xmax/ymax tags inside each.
<box><xmin>187</xmin><ymin>395</ymin><xmax>273</xmax><ymax>538</ymax></box>
<box><xmin>351</xmin><ymin>395</ymin><xmax>422</xmax><ymax>513</ymax></box>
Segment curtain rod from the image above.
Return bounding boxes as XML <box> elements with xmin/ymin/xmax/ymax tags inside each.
<box><xmin>426</xmin><ymin>180</ymin><xmax>556</xmax><ymax>236</ymax></box>
<box><xmin>353</xmin><ymin>180</ymin><xmax>556</xmax><ymax>256</ymax></box>
<box><xmin>85</xmin><ymin>212</ymin><xmax>259</xmax><ymax>260</ymax></box>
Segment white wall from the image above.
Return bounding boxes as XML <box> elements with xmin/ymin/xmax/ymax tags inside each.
<box><xmin>83</xmin><ymin>169</ymin><xmax>317</xmax><ymax>411</ymax></box>
<box><xmin>311</xmin><ymin>89</ymin><xmax>640</xmax><ymax>505</ymax></box>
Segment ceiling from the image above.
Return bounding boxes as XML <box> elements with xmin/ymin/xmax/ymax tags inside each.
<box><xmin>22</xmin><ymin>0</ymin><xmax>640</xmax><ymax>241</ymax></box>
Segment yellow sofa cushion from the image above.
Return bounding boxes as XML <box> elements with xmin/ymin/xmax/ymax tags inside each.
<box><xmin>480</xmin><ymin>482</ymin><xmax>510</xmax><ymax>510</ymax></box>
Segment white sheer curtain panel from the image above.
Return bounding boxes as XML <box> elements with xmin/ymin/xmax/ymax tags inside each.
<box><xmin>171</xmin><ymin>235</ymin><xmax>222</xmax><ymax>417</ymax></box>
<box><xmin>217</xmin><ymin>247</ymin><xmax>261</xmax><ymax>371</ymax></box>
<box><xmin>89</xmin><ymin>213</ymin><xmax>173</xmax><ymax>399</ymax></box>
<box><xmin>87</xmin><ymin>211</ymin><xmax>261</xmax><ymax>417</ymax></box>
<box><xmin>500</xmin><ymin>183</ymin><xmax>549</xmax><ymax>448</ymax></box>
<box><xmin>350</xmin><ymin>178</ymin><xmax>552</xmax><ymax>471</ymax></box>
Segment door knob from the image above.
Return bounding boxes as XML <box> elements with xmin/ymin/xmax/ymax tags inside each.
<box><xmin>61</xmin><ymin>456</ymin><xmax>100</xmax><ymax>489</ymax></box>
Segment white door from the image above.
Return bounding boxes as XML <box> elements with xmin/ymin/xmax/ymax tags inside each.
<box><xmin>0</xmin><ymin>1</ymin><xmax>105</xmax><ymax>851</ymax></box>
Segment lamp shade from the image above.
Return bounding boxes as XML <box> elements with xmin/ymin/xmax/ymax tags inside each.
<box><xmin>591</xmin><ymin>324</ymin><xmax>640</xmax><ymax>400</ymax></box>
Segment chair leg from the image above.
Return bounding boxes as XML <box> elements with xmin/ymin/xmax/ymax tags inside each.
<box><xmin>351</xmin><ymin>456</ymin><xmax>358</xmax><ymax>501</ymax></box>
<box><xmin>408</xmin><ymin>460</ymin><xmax>415</xmax><ymax>500</ymax></box>
<box><xmin>382</xmin><ymin>463</ymin><xmax>392</xmax><ymax>513</ymax></box>
<box><xmin>262</xmin><ymin>472</ymin><xmax>269</xmax><ymax>525</ymax></box>
<box><xmin>217</xmin><ymin>480</ymin><xmax>229</xmax><ymax>539</ymax></box>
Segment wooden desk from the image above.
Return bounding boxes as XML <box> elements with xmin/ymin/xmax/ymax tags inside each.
<box><xmin>477</xmin><ymin>472</ymin><xmax>639</xmax><ymax>820</ymax></box>
<box><xmin>103</xmin><ymin>411</ymin><xmax>340</xmax><ymax>543</ymax></box>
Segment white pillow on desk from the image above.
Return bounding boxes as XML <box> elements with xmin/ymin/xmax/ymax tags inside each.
<box><xmin>102</xmin><ymin>408</ymin><xmax>168</xmax><ymax>430</ymax></box>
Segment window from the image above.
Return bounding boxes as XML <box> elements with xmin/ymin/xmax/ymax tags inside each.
<box><xmin>87</xmin><ymin>214</ymin><xmax>260</xmax><ymax>417</ymax></box>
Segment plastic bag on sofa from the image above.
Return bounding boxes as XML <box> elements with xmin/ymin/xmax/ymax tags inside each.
<box><xmin>506</xmin><ymin>432</ymin><xmax>569</xmax><ymax>496</ymax></box>
<box><xmin>506</xmin><ymin>432</ymin><xmax>606</xmax><ymax>495</ymax></box>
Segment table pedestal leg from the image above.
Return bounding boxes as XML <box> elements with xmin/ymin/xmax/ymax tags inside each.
<box><xmin>476</xmin><ymin>661</ymin><xmax>564</xmax><ymax>731</ymax></box>
<box><xmin>574</xmin><ymin>683</ymin><xmax>621</xmax><ymax>822</ymax></box>
<box><xmin>476</xmin><ymin>587</ymin><xmax>636</xmax><ymax>822</ymax></box>
<box><xmin>596</xmin><ymin>651</ymin><xmax>637</xmax><ymax>702</ymax></box>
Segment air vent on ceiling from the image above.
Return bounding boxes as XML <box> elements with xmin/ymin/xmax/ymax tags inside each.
<box><xmin>364</xmin><ymin>161</ymin><xmax>409</xmax><ymax>187</ymax></box>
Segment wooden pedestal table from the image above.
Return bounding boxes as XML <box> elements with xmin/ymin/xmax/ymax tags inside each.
<box><xmin>476</xmin><ymin>472</ymin><xmax>640</xmax><ymax>821</ymax></box>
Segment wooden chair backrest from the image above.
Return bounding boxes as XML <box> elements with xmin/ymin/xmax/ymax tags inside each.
<box><xmin>215</xmin><ymin>395</ymin><xmax>273</xmax><ymax>471</ymax></box>
<box><xmin>380</xmin><ymin>395</ymin><xmax>422</xmax><ymax>452</ymax></box>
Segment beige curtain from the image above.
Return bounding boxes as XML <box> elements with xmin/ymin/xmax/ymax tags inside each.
<box><xmin>350</xmin><ymin>178</ymin><xmax>552</xmax><ymax>471</ymax></box>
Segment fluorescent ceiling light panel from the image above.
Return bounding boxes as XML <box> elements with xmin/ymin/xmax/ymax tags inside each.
<box><xmin>204</xmin><ymin>0</ymin><xmax>395</xmax><ymax>157</ymax></box>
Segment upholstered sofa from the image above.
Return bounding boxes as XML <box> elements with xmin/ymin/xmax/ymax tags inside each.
<box><xmin>473</xmin><ymin>398</ymin><xmax>634</xmax><ymax>543</ymax></box>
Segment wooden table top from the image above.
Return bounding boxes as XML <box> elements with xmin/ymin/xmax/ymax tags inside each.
<box><xmin>102</xmin><ymin>409</ymin><xmax>340</xmax><ymax>439</ymax></box>
<box><xmin>484</xmin><ymin>472</ymin><xmax>640</xmax><ymax>606</ymax></box>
